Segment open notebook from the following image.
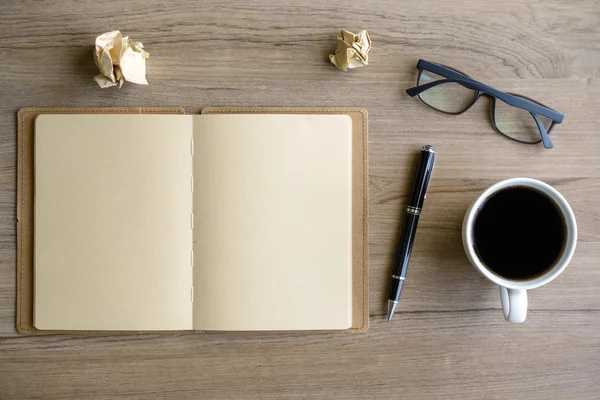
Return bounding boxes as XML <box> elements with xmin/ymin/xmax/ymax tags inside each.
<box><xmin>19</xmin><ymin>109</ymin><xmax>368</xmax><ymax>333</ymax></box>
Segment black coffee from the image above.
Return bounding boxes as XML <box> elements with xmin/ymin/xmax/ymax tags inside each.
<box><xmin>473</xmin><ymin>186</ymin><xmax>566</xmax><ymax>280</ymax></box>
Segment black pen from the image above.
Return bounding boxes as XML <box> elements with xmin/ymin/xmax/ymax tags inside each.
<box><xmin>387</xmin><ymin>145</ymin><xmax>436</xmax><ymax>321</ymax></box>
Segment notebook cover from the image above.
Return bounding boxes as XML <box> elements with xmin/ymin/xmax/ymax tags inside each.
<box><xmin>16</xmin><ymin>107</ymin><xmax>185</xmax><ymax>334</ymax></box>
<box><xmin>201</xmin><ymin>107</ymin><xmax>369</xmax><ymax>332</ymax></box>
<box><xmin>17</xmin><ymin>107</ymin><xmax>368</xmax><ymax>334</ymax></box>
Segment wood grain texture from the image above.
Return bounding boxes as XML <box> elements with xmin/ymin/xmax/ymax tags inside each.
<box><xmin>1</xmin><ymin>0</ymin><xmax>600</xmax><ymax>398</ymax></box>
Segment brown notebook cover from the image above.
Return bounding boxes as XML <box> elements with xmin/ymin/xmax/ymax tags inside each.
<box><xmin>16</xmin><ymin>107</ymin><xmax>368</xmax><ymax>334</ymax></box>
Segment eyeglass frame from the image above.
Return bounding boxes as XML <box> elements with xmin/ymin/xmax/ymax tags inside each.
<box><xmin>405</xmin><ymin>59</ymin><xmax>564</xmax><ymax>149</ymax></box>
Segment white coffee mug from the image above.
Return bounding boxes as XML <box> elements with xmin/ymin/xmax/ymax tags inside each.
<box><xmin>462</xmin><ymin>178</ymin><xmax>577</xmax><ymax>323</ymax></box>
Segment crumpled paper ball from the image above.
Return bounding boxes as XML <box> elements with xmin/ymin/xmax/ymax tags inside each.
<box><xmin>93</xmin><ymin>30</ymin><xmax>149</xmax><ymax>88</ymax></box>
<box><xmin>329</xmin><ymin>29</ymin><xmax>371</xmax><ymax>71</ymax></box>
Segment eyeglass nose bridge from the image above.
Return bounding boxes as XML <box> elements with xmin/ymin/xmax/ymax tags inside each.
<box><xmin>459</xmin><ymin>90</ymin><xmax>487</xmax><ymax>114</ymax></box>
<box><xmin>468</xmin><ymin>90</ymin><xmax>500</xmax><ymax>110</ymax></box>
<box><xmin>473</xmin><ymin>92</ymin><xmax>503</xmax><ymax>131</ymax></box>
<box><xmin>461</xmin><ymin>92</ymin><xmax>503</xmax><ymax>135</ymax></box>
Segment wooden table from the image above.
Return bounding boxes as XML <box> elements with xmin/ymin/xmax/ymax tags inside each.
<box><xmin>1</xmin><ymin>1</ymin><xmax>599</xmax><ymax>398</ymax></box>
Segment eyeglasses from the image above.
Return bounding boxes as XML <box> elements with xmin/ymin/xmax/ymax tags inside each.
<box><xmin>406</xmin><ymin>59</ymin><xmax>564</xmax><ymax>149</ymax></box>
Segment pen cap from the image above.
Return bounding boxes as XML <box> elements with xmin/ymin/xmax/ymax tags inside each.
<box><xmin>408</xmin><ymin>145</ymin><xmax>435</xmax><ymax>210</ymax></box>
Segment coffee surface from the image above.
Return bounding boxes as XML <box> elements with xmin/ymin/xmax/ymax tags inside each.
<box><xmin>473</xmin><ymin>186</ymin><xmax>566</xmax><ymax>280</ymax></box>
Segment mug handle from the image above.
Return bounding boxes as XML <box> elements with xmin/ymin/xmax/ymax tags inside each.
<box><xmin>499</xmin><ymin>287</ymin><xmax>528</xmax><ymax>323</ymax></box>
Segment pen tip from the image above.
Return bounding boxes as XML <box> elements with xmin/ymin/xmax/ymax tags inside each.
<box><xmin>386</xmin><ymin>300</ymin><xmax>398</xmax><ymax>322</ymax></box>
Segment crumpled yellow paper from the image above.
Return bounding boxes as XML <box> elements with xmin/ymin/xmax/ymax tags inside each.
<box><xmin>329</xmin><ymin>29</ymin><xmax>371</xmax><ymax>71</ymax></box>
<box><xmin>93</xmin><ymin>30</ymin><xmax>149</xmax><ymax>88</ymax></box>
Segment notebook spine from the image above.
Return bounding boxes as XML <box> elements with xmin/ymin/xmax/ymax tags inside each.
<box><xmin>190</xmin><ymin>135</ymin><xmax>194</xmax><ymax>304</ymax></box>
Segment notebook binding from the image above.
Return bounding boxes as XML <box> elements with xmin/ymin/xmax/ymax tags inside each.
<box><xmin>190</xmin><ymin>135</ymin><xmax>194</xmax><ymax>304</ymax></box>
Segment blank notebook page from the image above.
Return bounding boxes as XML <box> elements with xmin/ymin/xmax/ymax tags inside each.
<box><xmin>34</xmin><ymin>115</ymin><xmax>194</xmax><ymax>331</ymax></box>
<box><xmin>192</xmin><ymin>114</ymin><xmax>353</xmax><ymax>331</ymax></box>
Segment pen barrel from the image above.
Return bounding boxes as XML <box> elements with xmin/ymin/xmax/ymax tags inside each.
<box><xmin>408</xmin><ymin>146</ymin><xmax>435</xmax><ymax>210</ymax></box>
<box><xmin>391</xmin><ymin>213</ymin><xmax>420</xmax><ymax>277</ymax></box>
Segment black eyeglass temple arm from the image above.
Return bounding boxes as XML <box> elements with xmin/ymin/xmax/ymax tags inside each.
<box><xmin>532</xmin><ymin>113</ymin><xmax>554</xmax><ymax>149</ymax></box>
<box><xmin>406</xmin><ymin>78</ymin><xmax>564</xmax><ymax>123</ymax></box>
